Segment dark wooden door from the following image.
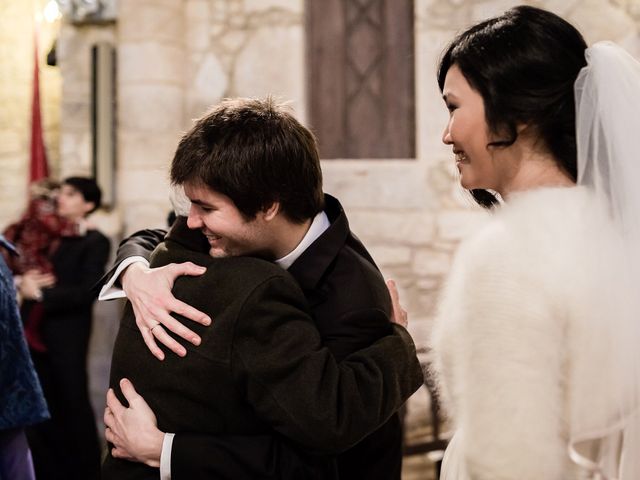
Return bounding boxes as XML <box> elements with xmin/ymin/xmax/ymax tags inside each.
<box><xmin>307</xmin><ymin>0</ymin><xmax>415</xmax><ymax>159</ymax></box>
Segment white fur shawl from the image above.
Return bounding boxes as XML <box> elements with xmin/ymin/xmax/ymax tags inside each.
<box><xmin>431</xmin><ymin>186</ymin><xmax>632</xmax><ymax>480</ymax></box>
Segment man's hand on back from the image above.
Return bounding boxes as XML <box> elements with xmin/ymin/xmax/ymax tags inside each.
<box><xmin>104</xmin><ymin>378</ymin><xmax>164</xmax><ymax>467</ymax></box>
<box><xmin>122</xmin><ymin>262</ymin><xmax>211</xmax><ymax>360</ymax></box>
<box><xmin>386</xmin><ymin>279</ymin><xmax>408</xmax><ymax>328</ymax></box>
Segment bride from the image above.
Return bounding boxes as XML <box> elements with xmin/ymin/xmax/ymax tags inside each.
<box><xmin>430</xmin><ymin>5</ymin><xmax>640</xmax><ymax>479</ymax></box>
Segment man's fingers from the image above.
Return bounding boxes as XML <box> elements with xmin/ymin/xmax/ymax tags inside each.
<box><xmin>104</xmin><ymin>407</ymin><xmax>113</xmax><ymax>428</ymax></box>
<box><xmin>105</xmin><ymin>426</ymin><xmax>118</xmax><ymax>445</ymax></box>
<box><xmin>139</xmin><ymin>321</ymin><xmax>165</xmax><ymax>361</ymax></box>
<box><xmin>386</xmin><ymin>279</ymin><xmax>401</xmax><ymax>314</ymax></box>
<box><xmin>126</xmin><ymin>261</ymin><xmax>210</xmax><ymax>357</ymax></box>
<box><xmin>169</xmin><ymin>298</ymin><xmax>211</xmax><ymax>327</ymax></box>
<box><xmin>167</xmin><ymin>262</ymin><xmax>206</xmax><ymax>279</ymax></box>
<box><xmin>119</xmin><ymin>378</ymin><xmax>142</xmax><ymax>406</ymax></box>
<box><xmin>151</xmin><ymin>325</ymin><xmax>187</xmax><ymax>357</ymax></box>
<box><xmin>106</xmin><ymin>388</ymin><xmax>126</xmax><ymax>416</ymax></box>
<box><xmin>386</xmin><ymin>279</ymin><xmax>408</xmax><ymax>327</ymax></box>
<box><xmin>150</xmin><ymin>306</ymin><xmax>201</xmax><ymax>344</ymax></box>
<box><xmin>111</xmin><ymin>447</ymin><xmax>134</xmax><ymax>461</ymax></box>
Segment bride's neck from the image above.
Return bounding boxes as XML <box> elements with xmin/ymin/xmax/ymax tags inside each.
<box><xmin>498</xmin><ymin>139</ymin><xmax>576</xmax><ymax>200</ymax></box>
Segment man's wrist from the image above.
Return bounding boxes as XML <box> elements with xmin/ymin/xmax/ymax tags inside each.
<box><xmin>121</xmin><ymin>262</ymin><xmax>146</xmax><ymax>293</ymax></box>
<box><xmin>98</xmin><ymin>256</ymin><xmax>149</xmax><ymax>301</ymax></box>
<box><xmin>141</xmin><ymin>428</ymin><xmax>164</xmax><ymax>468</ymax></box>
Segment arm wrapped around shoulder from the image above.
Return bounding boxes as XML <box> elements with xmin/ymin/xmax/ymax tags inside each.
<box><xmin>232</xmin><ymin>273</ymin><xmax>423</xmax><ymax>454</ymax></box>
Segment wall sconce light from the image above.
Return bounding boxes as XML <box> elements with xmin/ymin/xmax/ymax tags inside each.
<box><xmin>55</xmin><ymin>0</ymin><xmax>117</xmax><ymax>25</ymax></box>
<box><xmin>43</xmin><ymin>0</ymin><xmax>63</xmax><ymax>23</ymax></box>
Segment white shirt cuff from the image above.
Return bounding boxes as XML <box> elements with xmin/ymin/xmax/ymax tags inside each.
<box><xmin>98</xmin><ymin>256</ymin><xmax>150</xmax><ymax>300</ymax></box>
<box><xmin>160</xmin><ymin>432</ymin><xmax>175</xmax><ymax>480</ymax></box>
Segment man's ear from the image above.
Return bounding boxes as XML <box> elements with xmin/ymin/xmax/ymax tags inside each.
<box><xmin>262</xmin><ymin>202</ymin><xmax>280</xmax><ymax>221</ymax></box>
<box><xmin>83</xmin><ymin>201</ymin><xmax>96</xmax><ymax>216</ymax></box>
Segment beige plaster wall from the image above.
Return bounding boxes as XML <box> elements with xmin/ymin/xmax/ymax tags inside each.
<box><xmin>0</xmin><ymin>0</ymin><xmax>61</xmax><ymax>228</ymax></box>
<box><xmin>1</xmin><ymin>0</ymin><xmax>639</xmax><ymax>344</ymax></box>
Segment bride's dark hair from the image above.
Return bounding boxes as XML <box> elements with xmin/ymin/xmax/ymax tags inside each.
<box><xmin>438</xmin><ymin>5</ymin><xmax>588</xmax><ymax>208</ymax></box>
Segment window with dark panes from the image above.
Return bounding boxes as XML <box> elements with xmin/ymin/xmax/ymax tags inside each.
<box><xmin>307</xmin><ymin>0</ymin><xmax>415</xmax><ymax>159</ymax></box>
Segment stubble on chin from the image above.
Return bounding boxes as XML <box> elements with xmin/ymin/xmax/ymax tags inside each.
<box><xmin>208</xmin><ymin>248</ymin><xmax>231</xmax><ymax>258</ymax></box>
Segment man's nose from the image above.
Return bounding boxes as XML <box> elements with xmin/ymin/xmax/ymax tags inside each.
<box><xmin>187</xmin><ymin>208</ymin><xmax>202</xmax><ymax>229</ymax></box>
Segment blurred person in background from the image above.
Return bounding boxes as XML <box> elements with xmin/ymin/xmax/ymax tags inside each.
<box><xmin>2</xmin><ymin>178</ymin><xmax>81</xmax><ymax>352</ymax></box>
<box><xmin>21</xmin><ymin>177</ymin><xmax>110</xmax><ymax>480</ymax></box>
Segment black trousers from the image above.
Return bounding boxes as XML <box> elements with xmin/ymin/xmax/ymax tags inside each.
<box><xmin>27</xmin><ymin>317</ymin><xmax>101</xmax><ymax>480</ymax></box>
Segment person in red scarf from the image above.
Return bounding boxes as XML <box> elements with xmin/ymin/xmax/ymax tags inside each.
<box><xmin>1</xmin><ymin>179</ymin><xmax>80</xmax><ymax>352</ymax></box>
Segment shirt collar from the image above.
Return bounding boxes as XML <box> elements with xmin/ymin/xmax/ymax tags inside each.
<box><xmin>275</xmin><ymin>211</ymin><xmax>330</xmax><ymax>270</ymax></box>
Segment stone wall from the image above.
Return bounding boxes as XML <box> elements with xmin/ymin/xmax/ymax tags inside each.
<box><xmin>1</xmin><ymin>0</ymin><xmax>639</xmax><ymax>468</ymax></box>
<box><xmin>2</xmin><ymin>0</ymin><xmax>640</xmax><ymax>346</ymax></box>
<box><xmin>0</xmin><ymin>0</ymin><xmax>61</xmax><ymax>228</ymax></box>
<box><xmin>328</xmin><ymin>0</ymin><xmax>640</xmax><ymax>344</ymax></box>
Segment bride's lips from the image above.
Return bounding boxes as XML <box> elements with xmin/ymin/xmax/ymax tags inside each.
<box><xmin>455</xmin><ymin>150</ymin><xmax>470</xmax><ymax>165</ymax></box>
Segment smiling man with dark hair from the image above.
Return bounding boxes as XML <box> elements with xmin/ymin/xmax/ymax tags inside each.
<box><xmin>100</xmin><ymin>98</ymin><xmax>420</xmax><ymax>480</ymax></box>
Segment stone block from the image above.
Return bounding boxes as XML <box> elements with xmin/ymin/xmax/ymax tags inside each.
<box><xmin>60</xmin><ymin>100</ymin><xmax>90</xmax><ymax>131</ymax></box>
<box><xmin>185</xmin><ymin>0</ymin><xmax>211</xmax><ymax>51</ymax></box>
<box><xmin>119</xmin><ymin>130</ymin><xmax>180</xmax><ymax>169</ymax></box>
<box><xmin>117</xmin><ymin>168</ymin><xmax>171</xmax><ymax>205</ymax></box>
<box><xmin>60</xmin><ymin>132</ymin><xmax>91</xmax><ymax>174</ymax></box>
<box><xmin>58</xmin><ymin>34</ymin><xmax>93</xmax><ymax>82</ymax></box>
<box><xmin>234</xmin><ymin>25</ymin><xmax>305</xmax><ymax>119</ymax></box>
<box><xmin>244</xmin><ymin>0</ymin><xmax>302</xmax><ymax>14</ymax></box>
<box><xmin>436</xmin><ymin>209</ymin><xmax>489</xmax><ymax>242</ymax></box>
<box><xmin>566</xmin><ymin>0</ymin><xmax>636</xmax><ymax>45</ymax></box>
<box><xmin>185</xmin><ymin>52</ymin><xmax>228</xmax><ymax>115</ymax></box>
<box><xmin>185</xmin><ymin>0</ymin><xmax>210</xmax><ymax>21</ymax></box>
<box><xmin>415</xmin><ymin>276</ymin><xmax>442</xmax><ymax>292</ymax></box>
<box><xmin>415</xmin><ymin>29</ymin><xmax>454</xmax><ymax>159</ymax></box>
<box><xmin>119</xmin><ymin>0</ymin><xmax>183</xmax><ymax>44</ymax></box>
<box><xmin>0</xmin><ymin>132</ymin><xmax>22</xmax><ymax>155</ymax></box>
<box><xmin>413</xmin><ymin>248</ymin><xmax>453</xmax><ymax>276</ymax></box>
<box><xmin>347</xmin><ymin>210</ymin><xmax>436</xmax><ymax>246</ymax></box>
<box><xmin>119</xmin><ymin>43</ymin><xmax>184</xmax><ymax>85</ymax></box>
<box><xmin>122</xmin><ymin>200</ymin><xmax>173</xmax><ymax>235</ymax></box>
<box><xmin>118</xmin><ymin>85</ymin><xmax>184</xmax><ymax>133</ymax></box>
<box><xmin>367</xmin><ymin>245</ymin><xmax>412</xmax><ymax>267</ymax></box>
<box><xmin>322</xmin><ymin>161</ymin><xmax>433</xmax><ymax>210</ymax></box>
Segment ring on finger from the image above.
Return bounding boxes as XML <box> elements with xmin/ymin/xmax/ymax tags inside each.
<box><xmin>149</xmin><ymin>322</ymin><xmax>161</xmax><ymax>333</ymax></box>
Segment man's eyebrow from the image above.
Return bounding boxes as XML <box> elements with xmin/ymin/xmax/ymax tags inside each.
<box><xmin>190</xmin><ymin>199</ymin><xmax>211</xmax><ymax>207</ymax></box>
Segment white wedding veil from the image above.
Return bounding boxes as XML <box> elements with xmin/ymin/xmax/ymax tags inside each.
<box><xmin>571</xmin><ymin>41</ymin><xmax>640</xmax><ymax>480</ymax></box>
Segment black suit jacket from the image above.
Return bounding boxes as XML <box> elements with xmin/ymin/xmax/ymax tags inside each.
<box><xmin>288</xmin><ymin>195</ymin><xmax>404</xmax><ymax>479</ymax></box>
<box><xmin>24</xmin><ymin>229</ymin><xmax>110</xmax><ymax>480</ymax></box>
<box><xmin>24</xmin><ymin>229</ymin><xmax>110</xmax><ymax>358</ymax></box>
<box><xmin>102</xmin><ymin>219</ymin><xmax>422</xmax><ymax>480</ymax></box>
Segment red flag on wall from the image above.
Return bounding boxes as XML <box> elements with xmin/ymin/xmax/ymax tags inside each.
<box><xmin>29</xmin><ymin>25</ymin><xmax>49</xmax><ymax>183</ymax></box>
